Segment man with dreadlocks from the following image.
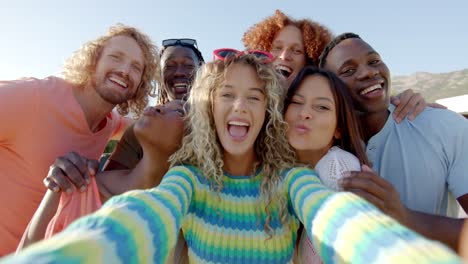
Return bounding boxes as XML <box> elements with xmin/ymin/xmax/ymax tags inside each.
<box><xmin>320</xmin><ymin>32</ymin><xmax>468</xmax><ymax>252</ymax></box>
<box><xmin>103</xmin><ymin>38</ymin><xmax>204</xmax><ymax>171</ymax></box>
<box><xmin>41</xmin><ymin>38</ymin><xmax>204</xmax><ymax>190</ymax></box>
<box><xmin>20</xmin><ymin>38</ymin><xmax>204</xmax><ymax>263</ymax></box>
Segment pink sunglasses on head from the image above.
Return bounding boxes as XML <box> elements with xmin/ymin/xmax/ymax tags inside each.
<box><xmin>212</xmin><ymin>48</ymin><xmax>274</xmax><ymax>63</ymax></box>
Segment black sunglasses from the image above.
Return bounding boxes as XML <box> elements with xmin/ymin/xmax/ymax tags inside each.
<box><xmin>162</xmin><ymin>38</ymin><xmax>198</xmax><ymax>48</ymax></box>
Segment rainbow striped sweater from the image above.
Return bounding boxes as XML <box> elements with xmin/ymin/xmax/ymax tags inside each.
<box><xmin>3</xmin><ymin>166</ymin><xmax>459</xmax><ymax>263</ymax></box>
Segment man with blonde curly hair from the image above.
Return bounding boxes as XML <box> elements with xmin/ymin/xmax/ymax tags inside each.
<box><xmin>0</xmin><ymin>24</ymin><xmax>159</xmax><ymax>255</ymax></box>
<box><xmin>3</xmin><ymin>53</ymin><xmax>461</xmax><ymax>264</ymax></box>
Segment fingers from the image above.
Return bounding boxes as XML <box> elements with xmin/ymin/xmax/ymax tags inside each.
<box><xmin>428</xmin><ymin>102</ymin><xmax>447</xmax><ymax>109</ymax></box>
<box><xmin>45</xmin><ymin>165</ymin><xmax>74</xmax><ymax>194</ymax></box>
<box><xmin>391</xmin><ymin>90</ymin><xmax>412</xmax><ymax>120</ymax></box>
<box><xmin>66</xmin><ymin>152</ymin><xmax>91</xmax><ymax>186</ymax></box>
<box><xmin>392</xmin><ymin>90</ymin><xmax>426</xmax><ymax>123</ymax></box>
<box><xmin>43</xmin><ymin>177</ymin><xmax>59</xmax><ymax>193</ymax></box>
<box><xmin>43</xmin><ymin>152</ymin><xmax>93</xmax><ymax>194</ymax></box>
<box><xmin>55</xmin><ymin>153</ymin><xmax>87</xmax><ymax>190</ymax></box>
<box><xmin>87</xmin><ymin>159</ymin><xmax>100</xmax><ymax>177</ymax></box>
<box><xmin>339</xmin><ymin>168</ymin><xmax>402</xmax><ymax>216</ymax></box>
<box><xmin>353</xmin><ymin>169</ymin><xmax>395</xmax><ymax>191</ymax></box>
<box><xmin>405</xmin><ymin>93</ymin><xmax>425</xmax><ymax>121</ymax></box>
<box><xmin>339</xmin><ymin>172</ymin><xmax>387</xmax><ymax>202</ymax></box>
<box><xmin>347</xmin><ymin>189</ymin><xmax>385</xmax><ymax>211</ymax></box>
<box><xmin>390</xmin><ymin>95</ymin><xmax>400</xmax><ymax>106</ymax></box>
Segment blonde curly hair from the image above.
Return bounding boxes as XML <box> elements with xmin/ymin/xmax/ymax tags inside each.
<box><xmin>170</xmin><ymin>54</ymin><xmax>297</xmax><ymax>234</ymax></box>
<box><xmin>62</xmin><ymin>24</ymin><xmax>160</xmax><ymax>117</ymax></box>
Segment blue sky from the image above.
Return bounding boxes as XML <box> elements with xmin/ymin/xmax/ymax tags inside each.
<box><xmin>0</xmin><ymin>0</ymin><xmax>467</xmax><ymax>80</ymax></box>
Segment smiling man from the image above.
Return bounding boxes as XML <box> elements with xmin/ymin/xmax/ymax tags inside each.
<box><xmin>320</xmin><ymin>32</ymin><xmax>468</xmax><ymax>251</ymax></box>
<box><xmin>0</xmin><ymin>24</ymin><xmax>159</xmax><ymax>255</ymax></box>
<box><xmin>102</xmin><ymin>38</ymin><xmax>204</xmax><ymax>172</ymax></box>
<box><xmin>153</xmin><ymin>38</ymin><xmax>204</xmax><ymax>104</ymax></box>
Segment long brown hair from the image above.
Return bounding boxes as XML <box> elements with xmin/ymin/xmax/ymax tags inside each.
<box><xmin>284</xmin><ymin>66</ymin><xmax>370</xmax><ymax>165</ymax></box>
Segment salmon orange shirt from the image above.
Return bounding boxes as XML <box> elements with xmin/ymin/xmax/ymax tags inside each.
<box><xmin>0</xmin><ymin>77</ymin><xmax>124</xmax><ymax>255</ymax></box>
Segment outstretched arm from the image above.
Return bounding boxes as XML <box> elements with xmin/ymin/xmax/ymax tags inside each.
<box><xmin>286</xmin><ymin>168</ymin><xmax>459</xmax><ymax>263</ymax></box>
<box><xmin>3</xmin><ymin>166</ymin><xmax>195</xmax><ymax>263</ymax></box>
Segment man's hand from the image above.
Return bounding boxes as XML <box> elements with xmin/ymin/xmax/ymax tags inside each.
<box><xmin>43</xmin><ymin>152</ymin><xmax>99</xmax><ymax>194</ymax></box>
<box><xmin>339</xmin><ymin>165</ymin><xmax>409</xmax><ymax>225</ymax></box>
<box><xmin>427</xmin><ymin>102</ymin><xmax>448</xmax><ymax>109</ymax></box>
<box><xmin>390</xmin><ymin>89</ymin><xmax>426</xmax><ymax>123</ymax></box>
<box><xmin>340</xmin><ymin>165</ymin><xmax>465</xmax><ymax>251</ymax></box>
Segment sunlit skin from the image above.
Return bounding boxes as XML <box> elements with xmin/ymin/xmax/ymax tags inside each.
<box><xmin>270</xmin><ymin>25</ymin><xmax>306</xmax><ymax>86</ymax></box>
<box><xmin>285</xmin><ymin>75</ymin><xmax>340</xmax><ymax>167</ymax></box>
<box><xmin>325</xmin><ymin>37</ymin><xmax>468</xmax><ymax>252</ymax></box>
<box><xmin>161</xmin><ymin>46</ymin><xmax>199</xmax><ymax>100</ymax></box>
<box><xmin>213</xmin><ymin>63</ymin><xmax>266</xmax><ymax>175</ymax></box>
<box><xmin>17</xmin><ymin>100</ymin><xmax>188</xmax><ymax>250</ymax></box>
<box><xmin>97</xmin><ymin>100</ymin><xmax>187</xmax><ymax>199</ymax></box>
<box><xmin>97</xmin><ymin>100</ymin><xmax>186</xmax><ymax>200</ymax></box>
<box><xmin>102</xmin><ymin>99</ymin><xmax>187</xmax><ymax>196</ymax></box>
<box><xmin>134</xmin><ymin>100</ymin><xmax>186</xmax><ymax>154</ymax></box>
<box><xmin>92</xmin><ymin>35</ymin><xmax>144</xmax><ymax>105</ymax></box>
<box><xmin>323</xmin><ymin>38</ymin><xmax>391</xmax><ymax>139</ymax></box>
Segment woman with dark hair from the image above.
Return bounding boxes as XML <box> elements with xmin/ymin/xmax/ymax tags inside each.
<box><xmin>284</xmin><ymin>66</ymin><xmax>370</xmax><ymax>262</ymax></box>
<box><xmin>243</xmin><ymin>9</ymin><xmax>436</xmax><ymax>122</ymax></box>
<box><xmin>4</xmin><ymin>53</ymin><xmax>459</xmax><ymax>264</ymax></box>
<box><xmin>285</xmin><ymin>66</ymin><xmax>369</xmax><ymax>167</ymax></box>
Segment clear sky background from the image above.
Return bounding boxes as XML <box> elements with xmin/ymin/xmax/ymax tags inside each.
<box><xmin>0</xmin><ymin>0</ymin><xmax>467</xmax><ymax>80</ymax></box>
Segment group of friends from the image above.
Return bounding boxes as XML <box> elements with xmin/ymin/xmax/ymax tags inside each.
<box><xmin>1</xmin><ymin>10</ymin><xmax>467</xmax><ymax>263</ymax></box>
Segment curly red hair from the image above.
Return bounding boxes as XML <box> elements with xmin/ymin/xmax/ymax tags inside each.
<box><xmin>242</xmin><ymin>10</ymin><xmax>333</xmax><ymax>66</ymax></box>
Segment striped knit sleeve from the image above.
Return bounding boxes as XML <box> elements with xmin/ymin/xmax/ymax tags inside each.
<box><xmin>285</xmin><ymin>167</ymin><xmax>460</xmax><ymax>264</ymax></box>
<box><xmin>2</xmin><ymin>166</ymin><xmax>195</xmax><ymax>264</ymax></box>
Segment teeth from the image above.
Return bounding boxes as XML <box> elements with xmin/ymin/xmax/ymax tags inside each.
<box><xmin>275</xmin><ymin>65</ymin><xmax>292</xmax><ymax>73</ymax></box>
<box><xmin>109</xmin><ymin>77</ymin><xmax>127</xmax><ymax>88</ymax></box>
<box><xmin>360</xmin><ymin>84</ymin><xmax>382</xmax><ymax>95</ymax></box>
<box><xmin>228</xmin><ymin>121</ymin><xmax>249</xmax><ymax>126</ymax></box>
<box><xmin>174</xmin><ymin>83</ymin><xmax>188</xmax><ymax>88</ymax></box>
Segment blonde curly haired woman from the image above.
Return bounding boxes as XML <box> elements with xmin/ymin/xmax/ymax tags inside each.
<box><xmin>3</xmin><ymin>53</ymin><xmax>459</xmax><ymax>264</ymax></box>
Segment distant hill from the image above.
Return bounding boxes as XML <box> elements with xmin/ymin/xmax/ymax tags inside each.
<box><xmin>392</xmin><ymin>69</ymin><xmax>468</xmax><ymax>102</ymax></box>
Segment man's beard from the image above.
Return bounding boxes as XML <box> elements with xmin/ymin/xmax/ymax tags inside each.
<box><xmin>92</xmin><ymin>74</ymin><xmax>135</xmax><ymax>105</ymax></box>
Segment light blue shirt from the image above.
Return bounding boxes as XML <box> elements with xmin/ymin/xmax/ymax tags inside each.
<box><xmin>366</xmin><ymin>106</ymin><xmax>468</xmax><ymax>217</ymax></box>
